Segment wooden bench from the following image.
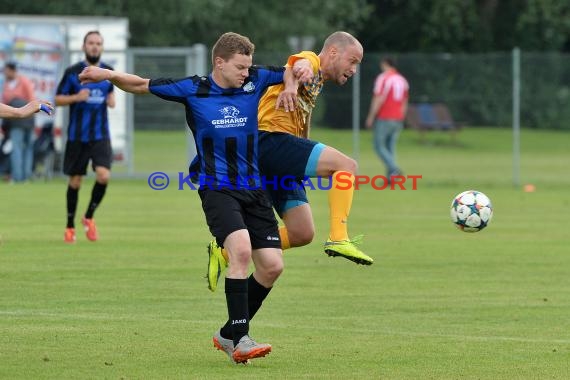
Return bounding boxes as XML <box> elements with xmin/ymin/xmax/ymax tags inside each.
<box><xmin>405</xmin><ymin>103</ymin><xmax>462</xmax><ymax>143</ymax></box>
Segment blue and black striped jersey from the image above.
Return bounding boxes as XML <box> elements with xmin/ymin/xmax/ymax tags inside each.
<box><xmin>149</xmin><ymin>66</ymin><xmax>285</xmax><ymax>189</ymax></box>
<box><xmin>57</xmin><ymin>61</ymin><xmax>114</xmax><ymax>142</ymax></box>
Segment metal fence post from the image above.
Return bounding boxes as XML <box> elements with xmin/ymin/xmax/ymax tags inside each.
<box><xmin>512</xmin><ymin>47</ymin><xmax>521</xmax><ymax>187</ymax></box>
<box><xmin>126</xmin><ymin>48</ymin><xmax>135</xmax><ymax>176</ymax></box>
<box><xmin>352</xmin><ymin>68</ymin><xmax>361</xmax><ymax>162</ymax></box>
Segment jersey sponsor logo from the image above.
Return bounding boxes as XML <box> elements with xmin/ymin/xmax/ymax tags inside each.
<box><xmin>243</xmin><ymin>81</ymin><xmax>255</xmax><ymax>92</ymax></box>
<box><xmin>212</xmin><ymin>106</ymin><xmax>248</xmax><ymax>128</ymax></box>
<box><xmin>266</xmin><ymin>235</ymin><xmax>279</xmax><ymax>241</ymax></box>
<box><xmin>86</xmin><ymin>88</ymin><xmax>106</xmax><ymax>104</ymax></box>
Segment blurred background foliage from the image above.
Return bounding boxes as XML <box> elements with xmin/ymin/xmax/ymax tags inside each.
<box><xmin>1</xmin><ymin>0</ymin><xmax>569</xmax><ymax>52</ymax></box>
<box><xmin>1</xmin><ymin>0</ymin><xmax>569</xmax><ymax>129</ymax></box>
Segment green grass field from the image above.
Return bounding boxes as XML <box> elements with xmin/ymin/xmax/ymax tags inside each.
<box><xmin>1</xmin><ymin>127</ymin><xmax>569</xmax><ymax>379</ymax></box>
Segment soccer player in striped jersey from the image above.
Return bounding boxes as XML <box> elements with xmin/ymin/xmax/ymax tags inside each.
<box><xmin>56</xmin><ymin>31</ymin><xmax>115</xmax><ymax>244</ymax></box>
<box><xmin>79</xmin><ymin>32</ymin><xmax>307</xmax><ymax>364</ymax></box>
<box><xmin>206</xmin><ymin>31</ymin><xmax>372</xmax><ymax>293</ymax></box>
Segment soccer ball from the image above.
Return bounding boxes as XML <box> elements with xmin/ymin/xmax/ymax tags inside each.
<box><xmin>450</xmin><ymin>190</ymin><xmax>493</xmax><ymax>232</ymax></box>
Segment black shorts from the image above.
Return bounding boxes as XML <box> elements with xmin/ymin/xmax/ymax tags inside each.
<box><xmin>63</xmin><ymin>140</ymin><xmax>112</xmax><ymax>176</ymax></box>
<box><xmin>198</xmin><ymin>188</ymin><xmax>281</xmax><ymax>250</ymax></box>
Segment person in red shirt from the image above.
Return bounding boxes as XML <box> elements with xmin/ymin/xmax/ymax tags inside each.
<box><xmin>365</xmin><ymin>57</ymin><xmax>409</xmax><ymax>179</ymax></box>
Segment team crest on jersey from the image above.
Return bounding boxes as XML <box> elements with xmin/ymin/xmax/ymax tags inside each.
<box><xmin>243</xmin><ymin>81</ymin><xmax>255</xmax><ymax>93</ymax></box>
<box><xmin>212</xmin><ymin>106</ymin><xmax>248</xmax><ymax>128</ymax></box>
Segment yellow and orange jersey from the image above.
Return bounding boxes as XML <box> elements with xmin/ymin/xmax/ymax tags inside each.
<box><xmin>258</xmin><ymin>51</ymin><xmax>324</xmax><ymax>137</ymax></box>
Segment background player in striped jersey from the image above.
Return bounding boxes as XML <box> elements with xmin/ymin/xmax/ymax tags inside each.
<box><xmin>365</xmin><ymin>57</ymin><xmax>409</xmax><ymax>179</ymax></box>
<box><xmin>56</xmin><ymin>31</ymin><xmax>115</xmax><ymax>243</ymax></box>
<box><xmin>79</xmin><ymin>32</ymin><xmax>309</xmax><ymax>364</ymax></box>
<box><xmin>206</xmin><ymin>31</ymin><xmax>372</xmax><ymax>293</ymax></box>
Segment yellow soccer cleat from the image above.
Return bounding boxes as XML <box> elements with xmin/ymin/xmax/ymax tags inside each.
<box><xmin>206</xmin><ymin>240</ymin><xmax>228</xmax><ymax>292</ymax></box>
<box><xmin>323</xmin><ymin>235</ymin><xmax>373</xmax><ymax>265</ymax></box>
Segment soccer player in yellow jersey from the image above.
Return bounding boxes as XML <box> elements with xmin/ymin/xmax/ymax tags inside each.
<box><xmin>206</xmin><ymin>31</ymin><xmax>372</xmax><ymax>292</ymax></box>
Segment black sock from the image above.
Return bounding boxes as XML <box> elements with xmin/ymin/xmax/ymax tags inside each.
<box><xmin>85</xmin><ymin>182</ymin><xmax>107</xmax><ymax>219</ymax></box>
<box><xmin>224</xmin><ymin>278</ymin><xmax>249</xmax><ymax>346</ymax></box>
<box><xmin>220</xmin><ymin>275</ymin><xmax>271</xmax><ymax>342</ymax></box>
<box><xmin>66</xmin><ymin>186</ymin><xmax>79</xmax><ymax>228</ymax></box>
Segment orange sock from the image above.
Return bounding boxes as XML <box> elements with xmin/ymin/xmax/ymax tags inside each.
<box><xmin>221</xmin><ymin>247</ymin><xmax>229</xmax><ymax>261</ymax></box>
<box><xmin>279</xmin><ymin>226</ymin><xmax>291</xmax><ymax>250</ymax></box>
<box><xmin>329</xmin><ymin>171</ymin><xmax>354</xmax><ymax>241</ymax></box>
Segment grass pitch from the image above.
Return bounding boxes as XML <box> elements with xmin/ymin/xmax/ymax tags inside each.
<box><xmin>1</xmin><ymin>127</ymin><xmax>569</xmax><ymax>379</ymax></box>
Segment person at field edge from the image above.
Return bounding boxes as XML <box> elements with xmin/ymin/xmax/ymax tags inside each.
<box><xmin>365</xmin><ymin>56</ymin><xmax>409</xmax><ymax>179</ymax></box>
<box><xmin>55</xmin><ymin>31</ymin><xmax>116</xmax><ymax>243</ymax></box>
<box><xmin>204</xmin><ymin>31</ymin><xmax>371</xmax><ymax>294</ymax></box>
<box><xmin>78</xmin><ymin>32</ymin><xmax>310</xmax><ymax>364</ymax></box>
<box><xmin>2</xmin><ymin>61</ymin><xmax>36</xmax><ymax>183</ymax></box>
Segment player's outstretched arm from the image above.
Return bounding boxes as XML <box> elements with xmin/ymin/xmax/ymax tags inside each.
<box><xmin>0</xmin><ymin>100</ymin><xmax>53</xmax><ymax>118</ymax></box>
<box><xmin>79</xmin><ymin>67</ymin><xmax>150</xmax><ymax>95</ymax></box>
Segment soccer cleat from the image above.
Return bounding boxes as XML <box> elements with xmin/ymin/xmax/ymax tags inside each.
<box><xmin>64</xmin><ymin>228</ymin><xmax>76</xmax><ymax>244</ymax></box>
<box><xmin>232</xmin><ymin>335</ymin><xmax>271</xmax><ymax>363</ymax></box>
<box><xmin>81</xmin><ymin>217</ymin><xmax>98</xmax><ymax>242</ymax></box>
<box><xmin>213</xmin><ymin>331</ymin><xmax>250</xmax><ymax>365</ymax></box>
<box><xmin>323</xmin><ymin>235</ymin><xmax>373</xmax><ymax>265</ymax></box>
<box><xmin>206</xmin><ymin>240</ymin><xmax>228</xmax><ymax>292</ymax></box>
<box><xmin>213</xmin><ymin>331</ymin><xmax>235</xmax><ymax>362</ymax></box>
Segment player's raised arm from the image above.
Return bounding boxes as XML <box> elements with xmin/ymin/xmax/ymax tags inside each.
<box><xmin>276</xmin><ymin>67</ymin><xmax>298</xmax><ymax>112</ymax></box>
<box><xmin>291</xmin><ymin>58</ymin><xmax>314</xmax><ymax>83</ymax></box>
<box><xmin>79</xmin><ymin>66</ymin><xmax>150</xmax><ymax>94</ymax></box>
<box><xmin>275</xmin><ymin>58</ymin><xmax>314</xmax><ymax>111</ymax></box>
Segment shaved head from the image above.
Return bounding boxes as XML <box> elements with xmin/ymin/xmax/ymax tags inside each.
<box><xmin>321</xmin><ymin>31</ymin><xmax>362</xmax><ymax>52</ymax></box>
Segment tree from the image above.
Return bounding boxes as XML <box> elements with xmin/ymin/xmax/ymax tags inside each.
<box><xmin>358</xmin><ymin>0</ymin><xmax>570</xmax><ymax>52</ymax></box>
<box><xmin>0</xmin><ymin>0</ymin><xmax>373</xmax><ymax>50</ymax></box>
<box><xmin>515</xmin><ymin>0</ymin><xmax>570</xmax><ymax>51</ymax></box>
<box><xmin>1</xmin><ymin>0</ymin><xmax>568</xmax><ymax>52</ymax></box>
